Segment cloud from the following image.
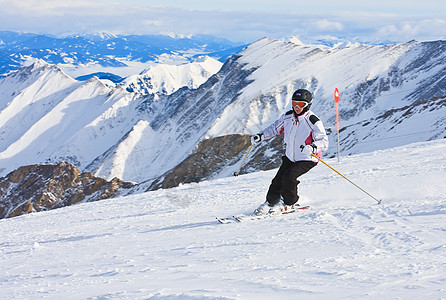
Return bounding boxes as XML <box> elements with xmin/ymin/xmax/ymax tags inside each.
<box><xmin>314</xmin><ymin>20</ymin><xmax>344</xmax><ymax>31</ymax></box>
<box><xmin>376</xmin><ymin>18</ymin><xmax>446</xmax><ymax>41</ymax></box>
<box><xmin>0</xmin><ymin>0</ymin><xmax>110</xmax><ymax>16</ymax></box>
<box><xmin>0</xmin><ymin>0</ymin><xmax>445</xmax><ymax>43</ymax></box>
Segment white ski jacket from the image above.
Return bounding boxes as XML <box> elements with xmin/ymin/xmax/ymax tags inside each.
<box><xmin>260</xmin><ymin>110</ymin><xmax>329</xmax><ymax>163</ymax></box>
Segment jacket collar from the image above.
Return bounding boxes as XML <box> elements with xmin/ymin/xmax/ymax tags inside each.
<box><xmin>293</xmin><ymin>108</ymin><xmax>309</xmax><ymax>118</ymax></box>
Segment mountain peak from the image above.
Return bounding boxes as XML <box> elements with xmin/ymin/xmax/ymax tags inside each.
<box><xmin>29</xmin><ymin>58</ymin><xmax>50</xmax><ymax>70</ymax></box>
<box><xmin>22</xmin><ymin>58</ymin><xmax>68</xmax><ymax>77</ymax></box>
<box><xmin>288</xmin><ymin>36</ymin><xmax>305</xmax><ymax>46</ymax></box>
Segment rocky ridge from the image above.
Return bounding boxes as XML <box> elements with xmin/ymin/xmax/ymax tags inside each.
<box><xmin>0</xmin><ymin>161</ymin><xmax>134</xmax><ymax>219</ymax></box>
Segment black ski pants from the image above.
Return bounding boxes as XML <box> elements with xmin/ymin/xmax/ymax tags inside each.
<box><xmin>266</xmin><ymin>156</ymin><xmax>317</xmax><ymax>206</ymax></box>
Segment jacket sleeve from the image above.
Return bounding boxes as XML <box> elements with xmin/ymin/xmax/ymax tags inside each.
<box><xmin>260</xmin><ymin>113</ymin><xmax>285</xmax><ymax>140</ymax></box>
<box><xmin>310</xmin><ymin>117</ymin><xmax>329</xmax><ymax>152</ymax></box>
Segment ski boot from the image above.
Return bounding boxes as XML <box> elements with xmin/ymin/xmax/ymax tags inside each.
<box><xmin>254</xmin><ymin>201</ymin><xmax>275</xmax><ymax>215</ymax></box>
<box><xmin>269</xmin><ymin>202</ymin><xmax>298</xmax><ymax>214</ymax></box>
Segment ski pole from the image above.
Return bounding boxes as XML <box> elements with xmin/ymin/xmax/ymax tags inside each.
<box><xmin>233</xmin><ymin>144</ymin><xmax>253</xmax><ymax>176</ymax></box>
<box><xmin>311</xmin><ymin>153</ymin><xmax>382</xmax><ymax>204</ymax></box>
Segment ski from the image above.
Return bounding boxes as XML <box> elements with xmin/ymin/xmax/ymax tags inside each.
<box><xmin>216</xmin><ymin>217</ymin><xmax>238</xmax><ymax>224</ymax></box>
<box><xmin>217</xmin><ymin>205</ymin><xmax>310</xmax><ymax>223</ymax></box>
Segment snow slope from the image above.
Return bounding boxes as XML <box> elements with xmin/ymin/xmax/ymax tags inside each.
<box><xmin>1</xmin><ymin>139</ymin><xmax>445</xmax><ymax>299</ymax></box>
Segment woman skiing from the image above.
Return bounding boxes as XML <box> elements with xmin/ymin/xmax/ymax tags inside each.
<box><xmin>251</xmin><ymin>89</ymin><xmax>329</xmax><ymax>215</ymax></box>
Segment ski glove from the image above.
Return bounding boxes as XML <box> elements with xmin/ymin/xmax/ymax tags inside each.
<box><xmin>300</xmin><ymin>144</ymin><xmax>317</xmax><ymax>156</ymax></box>
<box><xmin>251</xmin><ymin>133</ymin><xmax>263</xmax><ymax>145</ymax></box>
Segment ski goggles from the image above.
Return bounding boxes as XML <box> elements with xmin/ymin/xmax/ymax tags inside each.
<box><xmin>292</xmin><ymin>100</ymin><xmax>309</xmax><ymax>109</ymax></box>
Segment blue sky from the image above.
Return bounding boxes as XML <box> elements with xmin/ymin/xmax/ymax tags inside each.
<box><xmin>0</xmin><ymin>0</ymin><xmax>445</xmax><ymax>43</ymax></box>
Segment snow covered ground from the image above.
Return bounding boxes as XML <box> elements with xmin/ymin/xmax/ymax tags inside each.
<box><xmin>1</xmin><ymin>139</ymin><xmax>445</xmax><ymax>299</ymax></box>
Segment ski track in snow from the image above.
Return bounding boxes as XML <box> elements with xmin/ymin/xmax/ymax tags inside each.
<box><xmin>0</xmin><ymin>140</ymin><xmax>445</xmax><ymax>299</ymax></box>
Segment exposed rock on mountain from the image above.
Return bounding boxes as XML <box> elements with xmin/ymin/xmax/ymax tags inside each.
<box><xmin>149</xmin><ymin>134</ymin><xmax>252</xmax><ymax>189</ymax></box>
<box><xmin>148</xmin><ymin>134</ymin><xmax>285</xmax><ymax>191</ymax></box>
<box><xmin>0</xmin><ymin>161</ymin><xmax>134</xmax><ymax>219</ymax></box>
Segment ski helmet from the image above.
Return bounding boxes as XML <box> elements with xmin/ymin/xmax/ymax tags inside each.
<box><xmin>292</xmin><ymin>89</ymin><xmax>313</xmax><ymax>109</ymax></box>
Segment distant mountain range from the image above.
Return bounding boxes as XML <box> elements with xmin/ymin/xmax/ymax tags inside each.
<box><xmin>0</xmin><ymin>31</ymin><xmax>246</xmax><ymax>77</ymax></box>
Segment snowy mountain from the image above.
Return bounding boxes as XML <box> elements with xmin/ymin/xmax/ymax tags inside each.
<box><xmin>0</xmin><ymin>38</ymin><xmax>445</xmax><ymax>189</ymax></box>
<box><xmin>121</xmin><ymin>56</ymin><xmax>223</xmax><ymax>96</ymax></box>
<box><xmin>0</xmin><ymin>31</ymin><xmax>245</xmax><ymax>77</ymax></box>
<box><xmin>96</xmin><ymin>38</ymin><xmax>445</xmax><ymax>185</ymax></box>
<box><xmin>0</xmin><ymin>60</ymin><xmax>140</xmax><ymax>177</ymax></box>
<box><xmin>1</xmin><ymin>139</ymin><xmax>445</xmax><ymax>298</ymax></box>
